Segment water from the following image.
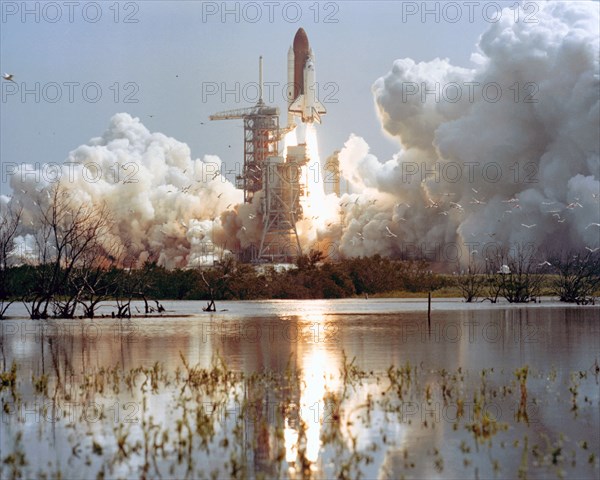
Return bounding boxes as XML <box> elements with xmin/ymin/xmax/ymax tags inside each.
<box><xmin>1</xmin><ymin>299</ymin><xmax>599</xmax><ymax>479</ymax></box>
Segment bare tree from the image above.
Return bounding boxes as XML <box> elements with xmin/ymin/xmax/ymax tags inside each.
<box><xmin>200</xmin><ymin>270</ymin><xmax>216</xmax><ymax>311</ymax></box>
<box><xmin>75</xmin><ymin>240</ymin><xmax>124</xmax><ymax>318</ymax></box>
<box><xmin>483</xmin><ymin>256</ymin><xmax>503</xmax><ymax>304</ymax></box>
<box><xmin>454</xmin><ymin>257</ymin><xmax>486</xmax><ymax>302</ymax></box>
<box><xmin>548</xmin><ymin>250</ymin><xmax>600</xmax><ymax>304</ymax></box>
<box><xmin>0</xmin><ymin>204</ymin><xmax>22</xmax><ymax>318</ymax></box>
<box><xmin>497</xmin><ymin>243</ymin><xmax>544</xmax><ymax>303</ymax></box>
<box><xmin>112</xmin><ymin>248</ymin><xmax>162</xmax><ymax>318</ymax></box>
<box><xmin>24</xmin><ymin>185</ymin><xmax>113</xmax><ymax>319</ymax></box>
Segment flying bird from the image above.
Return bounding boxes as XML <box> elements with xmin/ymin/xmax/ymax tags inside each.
<box><xmin>585</xmin><ymin>223</ymin><xmax>600</xmax><ymax>229</ymax></box>
<box><xmin>538</xmin><ymin>260</ymin><xmax>552</xmax><ymax>267</ymax></box>
<box><xmin>385</xmin><ymin>226</ymin><xmax>397</xmax><ymax>238</ymax></box>
<box><xmin>585</xmin><ymin>246</ymin><xmax>600</xmax><ymax>253</ymax></box>
<box><xmin>521</xmin><ymin>223</ymin><xmax>536</xmax><ymax>229</ymax></box>
<box><xmin>566</xmin><ymin>202</ymin><xmax>583</xmax><ymax>209</ymax></box>
<box><xmin>2</xmin><ymin>73</ymin><xmax>15</xmax><ymax>82</ymax></box>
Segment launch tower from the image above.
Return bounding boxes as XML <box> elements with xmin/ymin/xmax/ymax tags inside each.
<box><xmin>210</xmin><ymin>58</ymin><xmax>303</xmax><ymax>263</ymax></box>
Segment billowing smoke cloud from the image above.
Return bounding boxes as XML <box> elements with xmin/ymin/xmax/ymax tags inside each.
<box><xmin>327</xmin><ymin>1</ymin><xmax>599</xmax><ymax>264</ymax></box>
<box><xmin>7</xmin><ymin>113</ymin><xmax>245</xmax><ymax>268</ymax></box>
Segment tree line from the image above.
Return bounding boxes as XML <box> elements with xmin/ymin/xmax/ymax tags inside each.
<box><xmin>1</xmin><ymin>247</ymin><xmax>598</xmax><ymax>320</ymax></box>
<box><xmin>1</xmin><ymin>185</ymin><xmax>599</xmax><ymax>319</ymax></box>
<box><xmin>0</xmin><ymin>252</ymin><xmax>447</xmax><ymax>319</ymax></box>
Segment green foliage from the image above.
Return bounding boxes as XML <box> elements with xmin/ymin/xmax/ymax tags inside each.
<box><xmin>3</xmin><ymin>255</ymin><xmax>449</xmax><ymax>308</ymax></box>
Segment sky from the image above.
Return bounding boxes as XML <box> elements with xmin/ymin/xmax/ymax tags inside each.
<box><xmin>1</xmin><ymin>0</ymin><xmax>490</xmax><ymax>193</ymax></box>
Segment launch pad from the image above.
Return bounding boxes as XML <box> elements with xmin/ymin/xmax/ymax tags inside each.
<box><xmin>210</xmin><ymin>29</ymin><xmax>327</xmax><ymax>264</ymax></box>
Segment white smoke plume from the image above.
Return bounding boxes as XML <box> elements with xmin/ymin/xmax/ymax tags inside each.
<box><xmin>8</xmin><ymin>113</ymin><xmax>244</xmax><ymax>268</ymax></box>
<box><xmin>326</xmin><ymin>1</ymin><xmax>599</xmax><ymax>264</ymax></box>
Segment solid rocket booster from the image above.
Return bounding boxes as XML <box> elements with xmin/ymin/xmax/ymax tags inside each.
<box><xmin>287</xmin><ymin>28</ymin><xmax>326</xmax><ymax>125</ymax></box>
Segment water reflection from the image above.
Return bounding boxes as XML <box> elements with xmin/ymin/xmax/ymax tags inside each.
<box><xmin>0</xmin><ymin>301</ymin><xmax>599</xmax><ymax>479</ymax></box>
<box><xmin>294</xmin><ymin>313</ymin><xmax>342</xmax><ymax>469</ymax></box>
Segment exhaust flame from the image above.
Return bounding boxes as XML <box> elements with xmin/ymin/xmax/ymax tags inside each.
<box><xmin>284</xmin><ymin>124</ymin><xmax>339</xmax><ymax>247</ymax></box>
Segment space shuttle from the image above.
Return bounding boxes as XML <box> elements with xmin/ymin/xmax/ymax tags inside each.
<box><xmin>287</xmin><ymin>28</ymin><xmax>326</xmax><ymax>125</ymax></box>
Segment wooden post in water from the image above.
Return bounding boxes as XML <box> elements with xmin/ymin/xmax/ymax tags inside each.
<box><xmin>427</xmin><ymin>290</ymin><xmax>432</xmax><ymax>328</ymax></box>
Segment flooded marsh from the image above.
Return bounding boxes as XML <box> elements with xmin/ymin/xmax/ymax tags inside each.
<box><xmin>1</xmin><ymin>299</ymin><xmax>599</xmax><ymax>479</ymax></box>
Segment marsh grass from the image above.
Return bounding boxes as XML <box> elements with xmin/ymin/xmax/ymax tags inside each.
<box><xmin>0</xmin><ymin>354</ymin><xmax>598</xmax><ymax>479</ymax></box>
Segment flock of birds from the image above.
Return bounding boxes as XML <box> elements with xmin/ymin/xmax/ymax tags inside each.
<box><xmin>338</xmin><ymin>187</ymin><xmax>600</xmax><ymax>251</ymax></box>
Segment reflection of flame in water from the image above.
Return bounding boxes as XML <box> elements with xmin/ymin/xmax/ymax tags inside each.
<box><xmin>284</xmin><ymin>314</ymin><xmax>340</xmax><ymax>467</ymax></box>
<box><xmin>302</xmin><ymin>347</ymin><xmax>337</xmax><ymax>463</ymax></box>
<box><xmin>284</xmin><ymin>417</ymin><xmax>299</xmax><ymax>462</ymax></box>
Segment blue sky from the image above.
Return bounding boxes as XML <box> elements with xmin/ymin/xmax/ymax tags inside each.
<box><xmin>1</xmin><ymin>1</ymin><xmax>500</xmax><ymax>194</ymax></box>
